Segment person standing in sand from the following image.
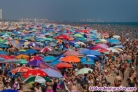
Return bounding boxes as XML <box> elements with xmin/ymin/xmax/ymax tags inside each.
<box><xmin>114</xmin><ymin>73</ymin><xmax>122</xmax><ymax>87</ymax></box>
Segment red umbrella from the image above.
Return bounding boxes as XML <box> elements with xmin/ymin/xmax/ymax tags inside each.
<box><xmin>23</xmin><ymin>69</ymin><xmax>47</xmax><ymax>78</ymax></box>
<box><xmin>56</xmin><ymin>62</ymin><xmax>73</xmax><ymax>68</ymax></box>
<box><xmin>31</xmin><ymin>56</ymin><xmax>43</xmax><ymax>61</ymax></box>
<box><xmin>11</xmin><ymin>67</ymin><xmax>32</xmax><ymax>74</ymax></box>
<box><xmin>55</xmin><ymin>35</ymin><xmax>70</xmax><ymax>40</ymax></box>
<box><xmin>2</xmin><ymin>55</ymin><xmax>16</xmax><ymax>60</ymax></box>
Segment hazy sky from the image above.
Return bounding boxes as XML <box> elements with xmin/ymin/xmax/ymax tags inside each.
<box><xmin>0</xmin><ymin>0</ymin><xmax>138</xmax><ymax>22</ymax></box>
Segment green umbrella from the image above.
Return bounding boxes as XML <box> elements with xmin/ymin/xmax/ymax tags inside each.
<box><xmin>17</xmin><ymin>59</ymin><xmax>28</xmax><ymax>64</ymax></box>
<box><xmin>94</xmin><ymin>40</ymin><xmax>102</xmax><ymax>43</ymax></box>
<box><xmin>76</xmin><ymin>68</ymin><xmax>93</xmax><ymax>75</ymax></box>
<box><xmin>44</xmin><ymin>38</ymin><xmax>53</xmax><ymax>41</ymax></box>
<box><xmin>23</xmin><ymin>76</ymin><xmax>51</xmax><ymax>83</ymax></box>
<box><xmin>74</xmin><ymin>34</ymin><xmax>84</xmax><ymax>37</ymax></box>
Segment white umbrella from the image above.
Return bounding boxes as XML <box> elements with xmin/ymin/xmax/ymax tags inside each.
<box><xmin>74</xmin><ymin>42</ymin><xmax>86</xmax><ymax>45</ymax></box>
<box><xmin>76</xmin><ymin>68</ymin><xmax>93</xmax><ymax>75</ymax></box>
<box><xmin>107</xmin><ymin>48</ymin><xmax>119</xmax><ymax>53</ymax></box>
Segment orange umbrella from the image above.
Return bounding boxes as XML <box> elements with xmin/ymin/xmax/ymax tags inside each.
<box><xmin>11</xmin><ymin>67</ymin><xmax>32</xmax><ymax>74</ymax></box>
<box><xmin>56</xmin><ymin>62</ymin><xmax>73</xmax><ymax>68</ymax></box>
<box><xmin>16</xmin><ymin>54</ymin><xmax>29</xmax><ymax>59</ymax></box>
<box><xmin>61</xmin><ymin>56</ymin><xmax>80</xmax><ymax>63</ymax></box>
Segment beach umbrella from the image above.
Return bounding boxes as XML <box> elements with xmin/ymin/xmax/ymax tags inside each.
<box><xmin>74</xmin><ymin>34</ymin><xmax>83</xmax><ymax>37</ymax></box>
<box><xmin>31</xmin><ymin>56</ymin><xmax>43</xmax><ymax>61</ymax></box>
<box><xmin>46</xmin><ymin>50</ymin><xmax>62</xmax><ymax>55</ymax></box>
<box><xmin>56</xmin><ymin>62</ymin><xmax>73</xmax><ymax>68</ymax></box>
<box><xmin>32</xmin><ymin>47</ymin><xmax>41</xmax><ymax>51</ymax></box>
<box><xmin>83</xmin><ymin>50</ymin><xmax>101</xmax><ymax>56</ymax></box>
<box><xmin>26</xmin><ymin>49</ymin><xmax>38</xmax><ymax>54</ymax></box>
<box><xmin>0</xmin><ymin>50</ymin><xmax>7</xmax><ymax>55</ymax></box>
<box><xmin>108</xmin><ymin>39</ymin><xmax>120</xmax><ymax>44</ymax></box>
<box><xmin>11</xmin><ymin>67</ymin><xmax>32</xmax><ymax>74</ymax></box>
<box><xmin>42</xmin><ymin>68</ymin><xmax>63</xmax><ymax>78</ymax></box>
<box><xmin>44</xmin><ymin>38</ymin><xmax>53</xmax><ymax>41</ymax></box>
<box><xmin>28</xmin><ymin>60</ymin><xmax>44</xmax><ymax>66</ymax></box>
<box><xmin>1</xmin><ymin>90</ymin><xmax>18</xmax><ymax>92</ymax></box>
<box><xmin>40</xmin><ymin>47</ymin><xmax>52</xmax><ymax>53</ymax></box>
<box><xmin>0</xmin><ymin>58</ymin><xmax>5</xmax><ymax>61</ymax></box>
<box><xmin>81</xmin><ymin>61</ymin><xmax>94</xmax><ymax>65</ymax></box>
<box><xmin>17</xmin><ymin>59</ymin><xmax>28</xmax><ymax>64</ymax></box>
<box><xmin>55</xmin><ymin>34</ymin><xmax>70</xmax><ymax>40</ymax></box>
<box><xmin>63</xmin><ymin>51</ymin><xmax>79</xmax><ymax>56</ymax></box>
<box><xmin>113</xmin><ymin>35</ymin><xmax>120</xmax><ymax>39</ymax></box>
<box><xmin>9</xmin><ymin>39</ymin><xmax>22</xmax><ymax>49</ymax></box>
<box><xmin>4</xmin><ymin>59</ymin><xmax>19</xmax><ymax>63</ymax></box>
<box><xmin>97</xmin><ymin>44</ymin><xmax>108</xmax><ymax>48</ymax></box>
<box><xmin>36</xmin><ymin>38</ymin><xmax>45</xmax><ymax>42</ymax></box>
<box><xmin>61</xmin><ymin>56</ymin><xmax>80</xmax><ymax>63</ymax></box>
<box><xmin>0</xmin><ymin>44</ymin><xmax>9</xmax><ymax>48</ymax></box>
<box><xmin>74</xmin><ymin>42</ymin><xmax>86</xmax><ymax>46</ymax></box>
<box><xmin>43</xmin><ymin>56</ymin><xmax>56</xmax><ymax>62</ymax></box>
<box><xmin>23</xmin><ymin>69</ymin><xmax>47</xmax><ymax>78</ymax></box>
<box><xmin>23</xmin><ymin>76</ymin><xmax>51</xmax><ymax>83</ymax></box>
<box><xmin>81</xmin><ymin>57</ymin><xmax>94</xmax><ymax>62</ymax></box>
<box><xmin>78</xmin><ymin>48</ymin><xmax>90</xmax><ymax>54</ymax></box>
<box><xmin>16</xmin><ymin>54</ymin><xmax>29</xmax><ymax>59</ymax></box>
<box><xmin>113</xmin><ymin>45</ymin><xmax>124</xmax><ymax>49</ymax></box>
<box><xmin>107</xmin><ymin>48</ymin><xmax>119</xmax><ymax>53</ymax></box>
<box><xmin>75</xmin><ymin>37</ymin><xmax>86</xmax><ymax>41</ymax></box>
<box><xmin>76</xmin><ymin>68</ymin><xmax>93</xmax><ymax>75</ymax></box>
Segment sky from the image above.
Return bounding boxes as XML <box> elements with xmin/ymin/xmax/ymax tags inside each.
<box><xmin>0</xmin><ymin>0</ymin><xmax>138</xmax><ymax>22</ymax></box>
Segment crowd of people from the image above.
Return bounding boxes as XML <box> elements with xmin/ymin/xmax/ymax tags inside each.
<box><xmin>0</xmin><ymin>22</ymin><xmax>137</xmax><ymax>92</ymax></box>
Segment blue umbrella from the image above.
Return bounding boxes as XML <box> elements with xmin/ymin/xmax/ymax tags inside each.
<box><xmin>43</xmin><ymin>56</ymin><xmax>56</xmax><ymax>62</ymax></box>
<box><xmin>0</xmin><ymin>58</ymin><xmax>5</xmax><ymax>61</ymax></box>
<box><xmin>78</xmin><ymin>48</ymin><xmax>90</xmax><ymax>54</ymax></box>
<box><xmin>51</xmin><ymin>61</ymin><xmax>60</xmax><ymax>65</ymax></box>
<box><xmin>1</xmin><ymin>90</ymin><xmax>18</xmax><ymax>92</ymax></box>
<box><xmin>86</xmin><ymin>55</ymin><xmax>99</xmax><ymax>60</ymax></box>
<box><xmin>83</xmin><ymin>50</ymin><xmax>101</xmax><ymax>56</ymax></box>
<box><xmin>108</xmin><ymin>39</ymin><xmax>120</xmax><ymax>44</ymax></box>
<box><xmin>82</xmin><ymin>61</ymin><xmax>95</xmax><ymax>65</ymax></box>
<box><xmin>0</xmin><ymin>44</ymin><xmax>9</xmax><ymax>48</ymax></box>
<box><xmin>42</xmin><ymin>68</ymin><xmax>63</xmax><ymax>78</ymax></box>
<box><xmin>113</xmin><ymin>45</ymin><xmax>124</xmax><ymax>49</ymax></box>
<box><xmin>26</xmin><ymin>49</ymin><xmax>38</xmax><ymax>54</ymax></box>
<box><xmin>0</xmin><ymin>50</ymin><xmax>7</xmax><ymax>55</ymax></box>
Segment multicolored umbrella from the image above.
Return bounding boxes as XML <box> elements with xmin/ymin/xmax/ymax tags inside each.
<box><xmin>23</xmin><ymin>76</ymin><xmax>51</xmax><ymax>83</ymax></box>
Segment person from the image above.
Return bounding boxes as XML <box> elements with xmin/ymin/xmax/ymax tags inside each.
<box><xmin>68</xmin><ymin>79</ymin><xmax>78</xmax><ymax>92</ymax></box>
<box><xmin>34</xmin><ymin>83</ymin><xmax>42</xmax><ymax>92</ymax></box>
<box><xmin>114</xmin><ymin>73</ymin><xmax>122</xmax><ymax>87</ymax></box>
<box><xmin>46</xmin><ymin>80</ymin><xmax>54</xmax><ymax>92</ymax></box>
<box><xmin>52</xmin><ymin>78</ymin><xmax>57</xmax><ymax>92</ymax></box>
<box><xmin>3</xmin><ymin>83</ymin><xmax>11</xmax><ymax>89</ymax></box>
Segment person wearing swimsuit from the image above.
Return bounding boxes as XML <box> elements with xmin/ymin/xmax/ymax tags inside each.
<box><xmin>69</xmin><ymin>79</ymin><xmax>78</xmax><ymax>92</ymax></box>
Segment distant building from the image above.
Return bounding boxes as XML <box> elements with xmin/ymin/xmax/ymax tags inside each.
<box><xmin>0</xmin><ymin>9</ymin><xmax>2</xmax><ymax>20</ymax></box>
